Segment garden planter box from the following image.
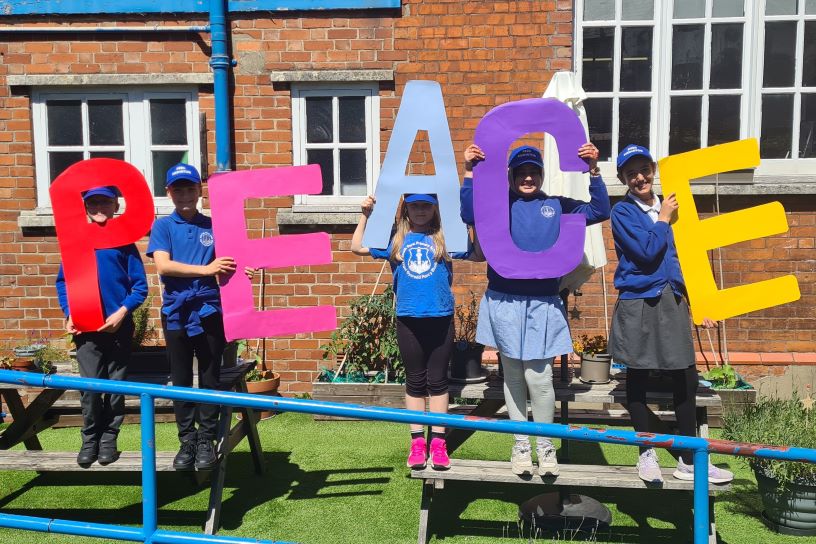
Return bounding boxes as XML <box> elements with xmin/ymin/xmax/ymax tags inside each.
<box><xmin>708</xmin><ymin>388</ymin><xmax>757</xmax><ymax>428</ymax></box>
<box><xmin>128</xmin><ymin>346</ymin><xmax>169</xmax><ymax>375</ymax></box>
<box><xmin>311</xmin><ymin>382</ymin><xmax>405</xmax><ymax>421</ymax></box>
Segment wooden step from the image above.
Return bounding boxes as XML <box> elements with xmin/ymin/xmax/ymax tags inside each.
<box><xmin>0</xmin><ymin>449</ymin><xmax>214</xmax><ymax>472</ymax></box>
<box><xmin>411</xmin><ymin>458</ymin><xmax>730</xmax><ymax>493</ymax></box>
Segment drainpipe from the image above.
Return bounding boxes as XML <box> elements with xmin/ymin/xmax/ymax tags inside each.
<box><xmin>209</xmin><ymin>0</ymin><xmax>233</xmax><ymax>172</ymax></box>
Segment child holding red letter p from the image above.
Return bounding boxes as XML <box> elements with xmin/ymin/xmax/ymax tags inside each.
<box><xmin>351</xmin><ymin>193</ymin><xmax>474</xmax><ymax>470</ymax></box>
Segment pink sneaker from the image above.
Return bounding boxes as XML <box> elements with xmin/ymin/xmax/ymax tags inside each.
<box><xmin>407</xmin><ymin>437</ymin><xmax>427</xmax><ymax>469</ymax></box>
<box><xmin>429</xmin><ymin>437</ymin><xmax>450</xmax><ymax>470</ymax></box>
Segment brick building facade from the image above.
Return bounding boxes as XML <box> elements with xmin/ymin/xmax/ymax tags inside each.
<box><xmin>0</xmin><ymin>1</ymin><xmax>813</xmax><ymax>394</ymax></box>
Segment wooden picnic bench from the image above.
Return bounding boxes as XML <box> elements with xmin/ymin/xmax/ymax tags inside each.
<box><xmin>0</xmin><ymin>360</ymin><xmax>265</xmax><ymax>535</ymax></box>
<box><xmin>411</xmin><ymin>365</ymin><xmax>726</xmax><ymax>544</ymax></box>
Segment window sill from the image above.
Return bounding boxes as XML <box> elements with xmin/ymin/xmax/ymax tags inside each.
<box><xmin>17</xmin><ymin>206</ymin><xmax>179</xmax><ymax>229</ymax></box>
<box><xmin>277</xmin><ymin>206</ymin><xmax>360</xmax><ymax>226</ymax></box>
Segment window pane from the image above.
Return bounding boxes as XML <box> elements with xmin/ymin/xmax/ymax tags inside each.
<box><xmin>669</xmin><ymin>96</ymin><xmax>702</xmax><ymax>154</ymax></box>
<box><xmin>308</xmin><ymin>149</ymin><xmax>334</xmax><ymax>195</ymax></box>
<box><xmin>618</xmin><ymin>98</ymin><xmax>651</xmax><ymax>151</ymax></box>
<box><xmin>801</xmin><ymin>94</ymin><xmax>816</xmax><ymax>157</ymax></box>
<box><xmin>49</xmin><ymin>152</ymin><xmax>84</xmax><ymax>183</ymax></box>
<box><xmin>585</xmin><ymin>97</ymin><xmax>613</xmax><ymax>160</ymax></box>
<box><xmin>622</xmin><ymin>0</ymin><xmax>653</xmax><ymax>20</ymax></box>
<box><xmin>620</xmin><ymin>27</ymin><xmax>653</xmax><ymax>91</ymax></box>
<box><xmin>88</xmin><ymin>100</ymin><xmax>124</xmax><ymax>146</ymax></box>
<box><xmin>708</xmin><ymin>95</ymin><xmax>741</xmax><ymax>146</ymax></box>
<box><xmin>761</xmin><ymin>94</ymin><xmax>794</xmax><ymax>158</ymax></box>
<box><xmin>306</xmin><ymin>97</ymin><xmax>333</xmax><ymax>144</ymax></box>
<box><xmin>764</xmin><ymin>22</ymin><xmax>797</xmax><ymax>88</ymax></box>
<box><xmin>150</xmin><ymin>99</ymin><xmax>187</xmax><ymax>146</ymax></box>
<box><xmin>339</xmin><ymin>149</ymin><xmax>367</xmax><ymax>196</ymax></box>
<box><xmin>674</xmin><ymin>0</ymin><xmax>704</xmax><ymax>18</ymax></box>
<box><xmin>804</xmin><ymin>21</ymin><xmax>816</xmax><ymax>87</ymax></box>
<box><xmin>339</xmin><ymin>97</ymin><xmax>366</xmax><ymax>143</ymax></box>
<box><xmin>808</xmin><ymin>0</ymin><xmax>816</xmax><ymax>14</ymax></box>
<box><xmin>710</xmin><ymin>24</ymin><xmax>743</xmax><ymax>89</ymax></box>
<box><xmin>90</xmin><ymin>151</ymin><xmax>125</xmax><ymax>160</ymax></box>
<box><xmin>584</xmin><ymin>0</ymin><xmax>614</xmax><ymax>20</ymax></box>
<box><xmin>672</xmin><ymin>25</ymin><xmax>704</xmax><ymax>90</ymax></box>
<box><xmin>47</xmin><ymin>101</ymin><xmax>82</xmax><ymax>146</ymax></box>
<box><xmin>766</xmin><ymin>0</ymin><xmax>798</xmax><ymax>15</ymax></box>
<box><xmin>713</xmin><ymin>0</ymin><xmax>744</xmax><ymax>17</ymax></box>
<box><xmin>152</xmin><ymin>150</ymin><xmax>189</xmax><ymax>197</ymax></box>
<box><xmin>582</xmin><ymin>27</ymin><xmax>615</xmax><ymax>92</ymax></box>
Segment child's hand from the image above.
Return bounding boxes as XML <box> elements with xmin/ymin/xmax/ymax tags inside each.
<box><xmin>65</xmin><ymin>316</ymin><xmax>79</xmax><ymax>335</ymax></box>
<box><xmin>97</xmin><ymin>307</ymin><xmax>128</xmax><ymax>333</ymax></box>
<box><xmin>206</xmin><ymin>257</ymin><xmax>237</xmax><ymax>277</ymax></box>
<box><xmin>701</xmin><ymin>317</ymin><xmax>718</xmax><ymax>329</ymax></box>
<box><xmin>464</xmin><ymin>144</ymin><xmax>485</xmax><ymax>172</ymax></box>
<box><xmin>578</xmin><ymin>142</ymin><xmax>600</xmax><ymax>170</ymax></box>
<box><xmin>361</xmin><ymin>195</ymin><xmax>376</xmax><ymax>217</ymax></box>
<box><xmin>658</xmin><ymin>193</ymin><xmax>679</xmax><ymax>223</ymax></box>
<box><xmin>244</xmin><ymin>267</ymin><xmax>258</xmax><ymax>280</ymax></box>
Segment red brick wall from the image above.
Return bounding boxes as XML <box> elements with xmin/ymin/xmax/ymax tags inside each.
<box><xmin>0</xmin><ymin>4</ymin><xmax>814</xmax><ymax>395</ymax></box>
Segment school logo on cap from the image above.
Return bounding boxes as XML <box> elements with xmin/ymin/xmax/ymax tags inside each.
<box><xmin>199</xmin><ymin>232</ymin><xmax>214</xmax><ymax>247</ymax></box>
<box><xmin>540</xmin><ymin>205</ymin><xmax>556</xmax><ymax>219</ymax></box>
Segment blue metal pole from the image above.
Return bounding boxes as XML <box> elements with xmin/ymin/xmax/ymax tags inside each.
<box><xmin>141</xmin><ymin>393</ymin><xmax>158</xmax><ymax>542</ymax></box>
<box><xmin>209</xmin><ymin>0</ymin><xmax>232</xmax><ymax>172</ymax></box>
<box><xmin>693</xmin><ymin>449</ymin><xmax>710</xmax><ymax>544</ymax></box>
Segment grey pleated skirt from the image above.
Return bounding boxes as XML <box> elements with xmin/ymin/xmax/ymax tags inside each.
<box><xmin>608</xmin><ymin>289</ymin><xmax>695</xmax><ymax>370</ymax></box>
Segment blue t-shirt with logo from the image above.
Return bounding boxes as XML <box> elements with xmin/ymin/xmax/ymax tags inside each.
<box><xmin>369</xmin><ymin>232</ymin><xmax>468</xmax><ymax>318</ymax></box>
<box><xmin>147</xmin><ymin>211</ymin><xmax>221</xmax><ymax>333</ymax></box>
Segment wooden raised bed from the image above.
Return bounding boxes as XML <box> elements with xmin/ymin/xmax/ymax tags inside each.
<box><xmin>311</xmin><ymin>382</ymin><xmax>405</xmax><ymax>421</ymax></box>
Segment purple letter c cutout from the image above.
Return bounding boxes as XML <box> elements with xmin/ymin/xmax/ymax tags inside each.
<box><xmin>473</xmin><ymin>98</ymin><xmax>588</xmax><ymax>279</ymax></box>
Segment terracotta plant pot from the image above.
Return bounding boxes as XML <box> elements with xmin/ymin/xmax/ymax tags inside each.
<box><xmin>244</xmin><ymin>371</ymin><xmax>281</xmax><ymax>420</ymax></box>
<box><xmin>11</xmin><ymin>358</ymin><xmax>35</xmax><ymax>371</ymax></box>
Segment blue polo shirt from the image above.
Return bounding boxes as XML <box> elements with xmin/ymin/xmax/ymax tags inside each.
<box><xmin>147</xmin><ymin>211</ymin><xmax>221</xmax><ymax>335</ymax></box>
<box><xmin>370</xmin><ymin>232</ymin><xmax>468</xmax><ymax>317</ymax></box>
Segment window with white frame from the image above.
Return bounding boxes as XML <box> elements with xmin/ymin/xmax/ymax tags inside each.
<box><xmin>32</xmin><ymin>88</ymin><xmax>200</xmax><ymax>208</ymax></box>
<box><xmin>576</xmin><ymin>0</ymin><xmax>816</xmax><ymax>178</ymax></box>
<box><xmin>291</xmin><ymin>83</ymin><xmax>380</xmax><ymax>206</ymax></box>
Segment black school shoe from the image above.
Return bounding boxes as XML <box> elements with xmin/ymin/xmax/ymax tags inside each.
<box><xmin>97</xmin><ymin>440</ymin><xmax>120</xmax><ymax>465</ymax></box>
<box><xmin>195</xmin><ymin>438</ymin><xmax>217</xmax><ymax>470</ymax></box>
<box><xmin>77</xmin><ymin>442</ymin><xmax>99</xmax><ymax>466</ymax></box>
<box><xmin>173</xmin><ymin>439</ymin><xmax>197</xmax><ymax>470</ymax></box>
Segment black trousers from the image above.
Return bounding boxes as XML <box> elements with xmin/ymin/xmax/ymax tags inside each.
<box><xmin>626</xmin><ymin>366</ymin><xmax>698</xmax><ymax>464</ymax></box>
<box><xmin>75</xmin><ymin>319</ymin><xmax>133</xmax><ymax>447</ymax></box>
<box><xmin>396</xmin><ymin>316</ymin><xmax>453</xmax><ymax>398</ymax></box>
<box><xmin>163</xmin><ymin>313</ymin><xmax>225</xmax><ymax>442</ymax></box>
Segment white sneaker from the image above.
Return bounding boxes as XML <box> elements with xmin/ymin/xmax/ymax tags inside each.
<box><xmin>536</xmin><ymin>442</ymin><xmax>559</xmax><ymax>476</ymax></box>
<box><xmin>511</xmin><ymin>441</ymin><xmax>533</xmax><ymax>476</ymax></box>
<box><xmin>636</xmin><ymin>448</ymin><xmax>664</xmax><ymax>483</ymax></box>
<box><xmin>673</xmin><ymin>457</ymin><xmax>734</xmax><ymax>484</ymax></box>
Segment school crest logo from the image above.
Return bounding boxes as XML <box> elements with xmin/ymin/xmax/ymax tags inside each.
<box><xmin>541</xmin><ymin>205</ymin><xmax>556</xmax><ymax>218</ymax></box>
<box><xmin>199</xmin><ymin>232</ymin><xmax>214</xmax><ymax>247</ymax></box>
<box><xmin>401</xmin><ymin>240</ymin><xmax>437</xmax><ymax>280</ymax></box>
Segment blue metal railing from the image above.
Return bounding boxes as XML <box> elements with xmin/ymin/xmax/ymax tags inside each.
<box><xmin>1</xmin><ymin>369</ymin><xmax>816</xmax><ymax>544</ymax></box>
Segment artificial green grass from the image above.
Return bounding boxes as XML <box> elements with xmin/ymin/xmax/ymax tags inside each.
<box><xmin>1</xmin><ymin>414</ymin><xmax>815</xmax><ymax>543</ymax></box>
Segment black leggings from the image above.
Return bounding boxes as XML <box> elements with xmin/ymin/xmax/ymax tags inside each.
<box><xmin>626</xmin><ymin>366</ymin><xmax>698</xmax><ymax>464</ymax></box>
<box><xmin>396</xmin><ymin>316</ymin><xmax>453</xmax><ymax>398</ymax></box>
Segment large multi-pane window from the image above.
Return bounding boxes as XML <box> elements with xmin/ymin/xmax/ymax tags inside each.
<box><xmin>291</xmin><ymin>83</ymin><xmax>380</xmax><ymax>206</ymax></box>
<box><xmin>32</xmin><ymin>88</ymin><xmax>200</xmax><ymax>207</ymax></box>
<box><xmin>577</xmin><ymin>0</ymin><xmax>816</xmax><ymax>177</ymax></box>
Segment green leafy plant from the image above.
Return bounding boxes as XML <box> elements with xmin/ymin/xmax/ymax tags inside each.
<box><xmin>572</xmin><ymin>334</ymin><xmax>608</xmax><ymax>356</ymax></box>
<box><xmin>454</xmin><ymin>291</ymin><xmax>481</xmax><ymax>347</ymax></box>
<box><xmin>320</xmin><ymin>285</ymin><xmax>403</xmax><ymax>383</ymax></box>
<box><xmin>0</xmin><ymin>354</ymin><xmax>13</xmax><ymax>370</ymax></box>
<box><xmin>233</xmin><ymin>339</ymin><xmax>271</xmax><ymax>382</ymax></box>
<box><xmin>31</xmin><ymin>343</ymin><xmax>68</xmax><ymax>374</ymax></box>
<box><xmin>703</xmin><ymin>364</ymin><xmax>739</xmax><ymax>389</ymax></box>
<box><xmin>131</xmin><ymin>296</ymin><xmax>158</xmax><ymax>350</ymax></box>
<box><xmin>722</xmin><ymin>396</ymin><xmax>816</xmax><ymax>490</ymax></box>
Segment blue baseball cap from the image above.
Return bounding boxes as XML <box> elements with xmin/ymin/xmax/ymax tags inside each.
<box><xmin>508</xmin><ymin>146</ymin><xmax>544</xmax><ymax>169</ymax></box>
<box><xmin>165</xmin><ymin>163</ymin><xmax>202</xmax><ymax>187</ymax></box>
<box><xmin>616</xmin><ymin>144</ymin><xmax>654</xmax><ymax>170</ymax></box>
<box><xmin>82</xmin><ymin>186</ymin><xmax>118</xmax><ymax>200</ymax></box>
<box><xmin>404</xmin><ymin>194</ymin><xmax>438</xmax><ymax>205</ymax></box>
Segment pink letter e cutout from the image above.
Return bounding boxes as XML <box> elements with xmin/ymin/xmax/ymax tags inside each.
<box><xmin>208</xmin><ymin>165</ymin><xmax>337</xmax><ymax>342</ymax></box>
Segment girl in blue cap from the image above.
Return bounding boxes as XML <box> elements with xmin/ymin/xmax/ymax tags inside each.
<box><xmin>611</xmin><ymin>145</ymin><xmax>732</xmax><ymax>485</ymax></box>
<box><xmin>461</xmin><ymin>141</ymin><xmax>609</xmax><ymax>477</ymax></box>
<box><xmin>351</xmin><ymin>193</ymin><xmax>472</xmax><ymax>470</ymax></box>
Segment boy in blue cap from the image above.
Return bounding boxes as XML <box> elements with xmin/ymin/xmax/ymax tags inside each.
<box><xmin>56</xmin><ymin>186</ymin><xmax>148</xmax><ymax>466</ymax></box>
<box><xmin>147</xmin><ymin>163</ymin><xmax>237</xmax><ymax>471</ymax></box>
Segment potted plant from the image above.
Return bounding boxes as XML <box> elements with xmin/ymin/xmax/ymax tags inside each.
<box><xmin>31</xmin><ymin>343</ymin><xmax>68</xmax><ymax>374</ymax></box>
<box><xmin>237</xmin><ymin>339</ymin><xmax>279</xmax><ymax>421</ymax></box>
<box><xmin>722</xmin><ymin>396</ymin><xmax>816</xmax><ymax>535</ymax></box>
<box><xmin>450</xmin><ymin>291</ymin><xmax>486</xmax><ymax>383</ymax></box>
<box><xmin>702</xmin><ymin>363</ymin><xmax>756</xmax><ymax>426</ymax></box>
<box><xmin>573</xmin><ymin>334</ymin><xmax>611</xmax><ymax>384</ymax></box>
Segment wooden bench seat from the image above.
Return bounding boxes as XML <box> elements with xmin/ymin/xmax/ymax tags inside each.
<box><xmin>0</xmin><ymin>450</ymin><xmax>182</xmax><ymax>472</ymax></box>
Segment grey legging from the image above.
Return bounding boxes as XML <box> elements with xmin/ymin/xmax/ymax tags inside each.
<box><xmin>501</xmin><ymin>355</ymin><xmax>555</xmax><ymax>446</ymax></box>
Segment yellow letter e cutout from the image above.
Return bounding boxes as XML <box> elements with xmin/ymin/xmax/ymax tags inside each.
<box><xmin>659</xmin><ymin>139</ymin><xmax>801</xmax><ymax>324</ymax></box>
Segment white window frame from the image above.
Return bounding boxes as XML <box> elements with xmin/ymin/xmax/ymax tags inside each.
<box><xmin>575</xmin><ymin>0</ymin><xmax>816</xmax><ymax>181</ymax></box>
<box><xmin>32</xmin><ymin>86</ymin><xmax>200</xmax><ymax>210</ymax></box>
<box><xmin>291</xmin><ymin>82</ymin><xmax>381</xmax><ymax>207</ymax></box>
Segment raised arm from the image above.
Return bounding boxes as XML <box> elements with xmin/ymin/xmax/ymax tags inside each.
<box><xmin>351</xmin><ymin>195</ymin><xmax>375</xmax><ymax>256</ymax></box>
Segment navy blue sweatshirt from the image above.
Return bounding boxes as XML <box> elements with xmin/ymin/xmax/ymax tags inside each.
<box><xmin>56</xmin><ymin>244</ymin><xmax>148</xmax><ymax>320</ymax></box>
<box><xmin>460</xmin><ymin>175</ymin><xmax>611</xmax><ymax>296</ymax></box>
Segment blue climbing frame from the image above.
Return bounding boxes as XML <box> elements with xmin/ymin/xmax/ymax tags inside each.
<box><xmin>1</xmin><ymin>369</ymin><xmax>816</xmax><ymax>544</ymax></box>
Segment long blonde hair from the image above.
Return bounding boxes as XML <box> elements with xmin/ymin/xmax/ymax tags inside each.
<box><xmin>389</xmin><ymin>198</ymin><xmax>449</xmax><ymax>263</ymax></box>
